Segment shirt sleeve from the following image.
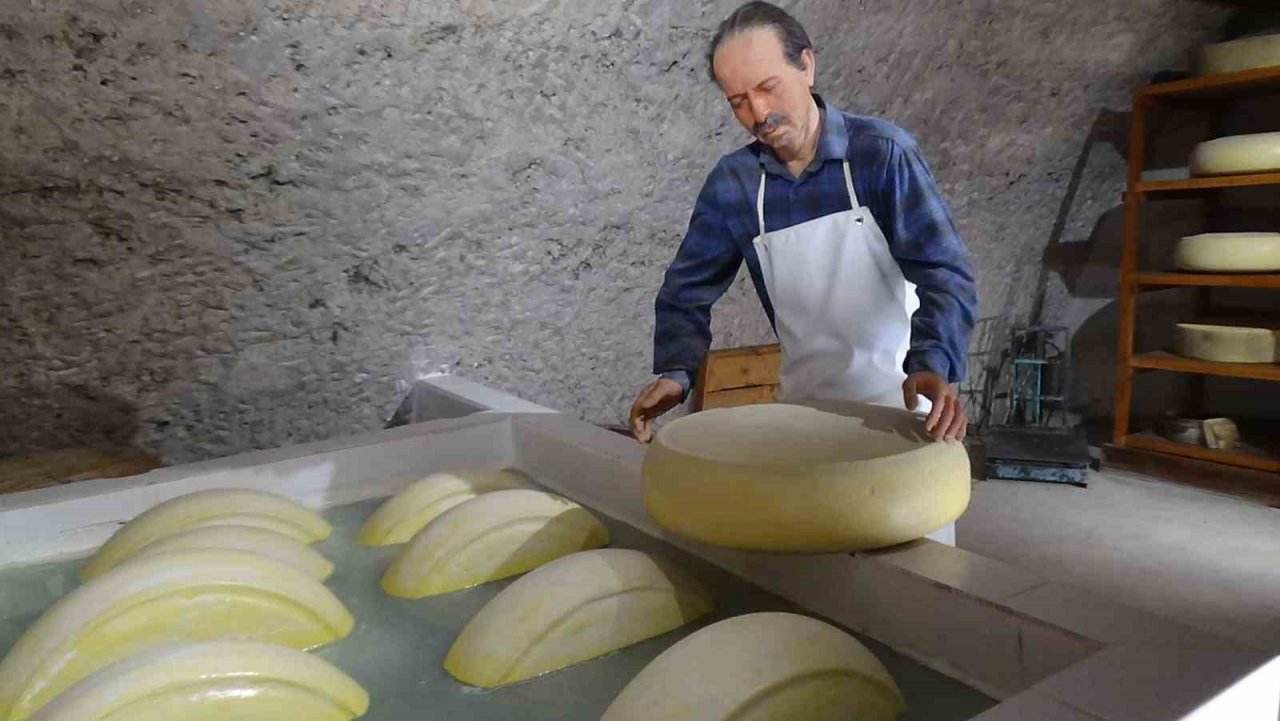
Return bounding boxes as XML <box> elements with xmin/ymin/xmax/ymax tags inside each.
<box><xmin>652</xmin><ymin>167</ymin><xmax>743</xmax><ymax>384</ymax></box>
<box><xmin>872</xmin><ymin>137</ymin><xmax>978</xmax><ymax>383</ymax></box>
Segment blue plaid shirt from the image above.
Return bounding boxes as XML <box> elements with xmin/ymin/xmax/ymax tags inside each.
<box><xmin>654</xmin><ymin>95</ymin><xmax>977</xmax><ymax>393</ymax></box>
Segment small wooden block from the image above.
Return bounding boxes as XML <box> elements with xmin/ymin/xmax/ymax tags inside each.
<box><xmin>700</xmin><ymin>384</ymin><xmax>778</xmax><ymax>410</ymax></box>
<box><xmin>700</xmin><ymin>344</ymin><xmax>782</xmax><ymax>393</ymax></box>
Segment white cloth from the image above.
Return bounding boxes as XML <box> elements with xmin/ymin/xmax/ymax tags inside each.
<box><xmin>752</xmin><ymin>160</ymin><xmax>926</xmax><ymax>411</ymax></box>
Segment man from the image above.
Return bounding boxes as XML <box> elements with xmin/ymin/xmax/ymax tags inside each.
<box><xmin>630</xmin><ymin>1</ymin><xmax>977</xmax><ymax>443</ymax></box>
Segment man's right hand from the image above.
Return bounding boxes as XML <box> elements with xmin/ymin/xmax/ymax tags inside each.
<box><xmin>629</xmin><ymin>378</ymin><xmax>686</xmax><ymax>444</ymax></box>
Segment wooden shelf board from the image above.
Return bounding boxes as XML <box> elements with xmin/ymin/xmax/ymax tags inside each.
<box><xmin>1104</xmin><ymin>441</ymin><xmax>1280</xmax><ymax>507</ymax></box>
<box><xmin>1135</xmin><ymin>272</ymin><xmax>1280</xmax><ymax>289</ymax></box>
<box><xmin>1136</xmin><ymin>172</ymin><xmax>1280</xmax><ymax>194</ymax></box>
<box><xmin>1121</xmin><ymin>432</ymin><xmax>1280</xmax><ymax>474</ymax></box>
<box><xmin>1130</xmin><ymin>351</ymin><xmax>1280</xmax><ymax>381</ymax></box>
<box><xmin>1140</xmin><ymin>65</ymin><xmax>1280</xmax><ymax>102</ymax></box>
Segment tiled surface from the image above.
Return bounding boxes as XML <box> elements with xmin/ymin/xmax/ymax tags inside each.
<box><xmin>869</xmin><ymin>538</ymin><xmax>1048</xmax><ymax>604</ymax></box>
<box><xmin>960</xmin><ymin>472</ymin><xmax>1280</xmax><ymax>651</ymax></box>
<box><xmin>1017</xmin><ymin>618</ymin><xmax>1103</xmax><ymax>690</ymax></box>
<box><xmin>1034</xmin><ymin>642</ymin><xmax>1279</xmax><ymax>721</ymax></box>
<box><xmin>1003</xmin><ymin>581</ymin><xmax>1235</xmax><ymax>652</ymax></box>
<box><xmin>968</xmin><ymin>690</ymin><xmax>1105</xmax><ymax>721</ymax></box>
<box><xmin>848</xmin><ymin>558</ymin><xmax>1027</xmax><ymax>698</ymax></box>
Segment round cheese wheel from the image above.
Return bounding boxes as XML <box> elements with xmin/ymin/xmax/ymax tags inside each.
<box><xmin>1190</xmin><ymin>132</ymin><xmax>1280</xmax><ymax>176</ymax></box>
<box><xmin>1175</xmin><ymin>233</ymin><xmax>1280</xmax><ymax>272</ymax></box>
<box><xmin>642</xmin><ymin>403</ymin><xmax>970</xmax><ymax>553</ymax></box>
<box><xmin>1201</xmin><ymin>33</ymin><xmax>1280</xmax><ymax>76</ymax></box>
<box><xmin>1175</xmin><ymin>323</ymin><xmax>1279</xmax><ymax>363</ymax></box>
<box><xmin>602</xmin><ymin>612</ymin><xmax>906</xmax><ymax>721</ymax></box>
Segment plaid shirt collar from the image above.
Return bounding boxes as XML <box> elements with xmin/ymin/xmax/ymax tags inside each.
<box><xmin>754</xmin><ymin>94</ymin><xmax>849</xmax><ymax>179</ymax></box>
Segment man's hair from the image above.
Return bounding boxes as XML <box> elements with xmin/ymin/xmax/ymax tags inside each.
<box><xmin>706</xmin><ymin>1</ymin><xmax>813</xmax><ymax>83</ymax></box>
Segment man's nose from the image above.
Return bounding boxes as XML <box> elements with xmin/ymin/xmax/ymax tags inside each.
<box><xmin>747</xmin><ymin>96</ymin><xmax>770</xmax><ymax>125</ymax></box>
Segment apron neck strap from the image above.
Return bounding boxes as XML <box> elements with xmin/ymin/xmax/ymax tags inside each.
<box><xmin>756</xmin><ymin>170</ymin><xmax>767</xmax><ymax>236</ymax></box>
<box><xmin>841</xmin><ymin>160</ymin><xmax>860</xmax><ymax>209</ymax></box>
<box><xmin>757</xmin><ymin>160</ymin><xmax>861</xmax><ymax>236</ymax></box>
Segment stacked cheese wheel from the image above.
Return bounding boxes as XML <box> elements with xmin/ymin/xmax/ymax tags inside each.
<box><xmin>1176</xmin><ymin>233</ymin><xmax>1280</xmax><ymax>273</ymax></box>
<box><xmin>1200</xmin><ymin>32</ymin><xmax>1280</xmax><ymax>76</ymax></box>
<box><xmin>1176</xmin><ymin>323</ymin><xmax>1280</xmax><ymax>363</ymax></box>
<box><xmin>0</xmin><ymin>489</ymin><xmax>366</xmax><ymax>721</ymax></box>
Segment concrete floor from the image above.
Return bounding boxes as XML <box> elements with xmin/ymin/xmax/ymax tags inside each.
<box><xmin>957</xmin><ymin>468</ymin><xmax>1280</xmax><ymax>653</ymax></box>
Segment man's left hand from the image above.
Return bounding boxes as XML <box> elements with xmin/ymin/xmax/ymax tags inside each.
<box><xmin>902</xmin><ymin>372</ymin><xmax>967</xmax><ymax>442</ymax></box>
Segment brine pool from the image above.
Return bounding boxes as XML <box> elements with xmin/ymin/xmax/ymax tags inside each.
<box><xmin>0</xmin><ymin>497</ymin><xmax>996</xmax><ymax>720</ymax></box>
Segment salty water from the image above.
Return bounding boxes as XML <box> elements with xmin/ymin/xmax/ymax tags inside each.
<box><xmin>0</xmin><ymin>498</ymin><xmax>996</xmax><ymax>720</ymax></box>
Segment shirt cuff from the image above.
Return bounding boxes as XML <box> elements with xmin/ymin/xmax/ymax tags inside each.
<box><xmin>904</xmin><ymin>349</ymin><xmax>956</xmax><ymax>383</ymax></box>
<box><xmin>659</xmin><ymin>370</ymin><xmax>693</xmax><ymax>400</ymax></box>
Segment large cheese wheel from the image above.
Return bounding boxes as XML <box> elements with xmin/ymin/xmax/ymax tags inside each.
<box><xmin>380</xmin><ymin>489</ymin><xmax>609</xmax><ymax>598</ymax></box>
<box><xmin>81</xmin><ymin>489</ymin><xmax>331</xmax><ymax>580</ymax></box>
<box><xmin>1175</xmin><ymin>233</ymin><xmax>1280</xmax><ymax>273</ymax></box>
<box><xmin>444</xmin><ymin>548</ymin><xmax>711</xmax><ymax>688</ymax></box>
<box><xmin>642</xmin><ymin>403</ymin><xmax>970</xmax><ymax>552</ymax></box>
<box><xmin>1201</xmin><ymin>33</ymin><xmax>1280</xmax><ymax>76</ymax></box>
<box><xmin>27</xmin><ymin>642</ymin><xmax>368</xmax><ymax>721</ymax></box>
<box><xmin>602</xmin><ymin>612</ymin><xmax>906</xmax><ymax>721</ymax></box>
<box><xmin>0</xmin><ymin>549</ymin><xmax>354</xmax><ymax>721</ymax></box>
<box><xmin>1175</xmin><ymin>323</ymin><xmax>1279</xmax><ymax>363</ymax></box>
<box><xmin>1190</xmin><ymin>132</ymin><xmax>1280</xmax><ymax>176</ymax></box>
<box><xmin>129</xmin><ymin>525</ymin><xmax>335</xmax><ymax>581</ymax></box>
<box><xmin>357</xmin><ymin>469</ymin><xmax>531</xmax><ymax>546</ymax></box>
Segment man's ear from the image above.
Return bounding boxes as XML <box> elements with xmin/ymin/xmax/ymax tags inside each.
<box><xmin>802</xmin><ymin>48</ymin><xmax>816</xmax><ymax>86</ymax></box>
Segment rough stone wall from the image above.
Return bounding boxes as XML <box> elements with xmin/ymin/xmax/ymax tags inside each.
<box><xmin>0</xmin><ymin>0</ymin><xmax>1231</xmax><ymax>463</ymax></box>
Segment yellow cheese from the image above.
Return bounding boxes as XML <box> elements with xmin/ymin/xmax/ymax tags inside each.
<box><xmin>80</xmin><ymin>489</ymin><xmax>330</xmax><ymax>580</ymax></box>
<box><xmin>1175</xmin><ymin>323</ymin><xmax>1279</xmax><ymax>363</ymax></box>
<box><xmin>643</xmin><ymin>403</ymin><xmax>970</xmax><ymax>552</ymax></box>
<box><xmin>357</xmin><ymin>469</ymin><xmax>531</xmax><ymax>547</ymax></box>
<box><xmin>129</xmin><ymin>525</ymin><xmax>335</xmax><ymax>581</ymax></box>
<box><xmin>0</xmin><ymin>549</ymin><xmax>353</xmax><ymax>721</ymax></box>
<box><xmin>1175</xmin><ymin>233</ymin><xmax>1280</xmax><ymax>273</ymax></box>
<box><xmin>1201</xmin><ymin>33</ymin><xmax>1280</xmax><ymax>75</ymax></box>
<box><xmin>602</xmin><ymin>612</ymin><xmax>905</xmax><ymax>721</ymax></box>
<box><xmin>443</xmin><ymin>549</ymin><xmax>711</xmax><ymax>688</ymax></box>
<box><xmin>27</xmin><ymin>641</ymin><xmax>368</xmax><ymax>721</ymax></box>
<box><xmin>380</xmin><ymin>489</ymin><xmax>608</xmax><ymax>598</ymax></box>
<box><xmin>1190</xmin><ymin>132</ymin><xmax>1280</xmax><ymax>176</ymax></box>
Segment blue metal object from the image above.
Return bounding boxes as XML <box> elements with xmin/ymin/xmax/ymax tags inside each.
<box><xmin>985</xmin><ymin>326</ymin><xmax>1092</xmax><ymax>487</ymax></box>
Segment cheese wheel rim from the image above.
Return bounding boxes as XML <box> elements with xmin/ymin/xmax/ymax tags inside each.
<box><xmin>643</xmin><ymin>404</ymin><xmax>970</xmax><ymax>552</ymax></box>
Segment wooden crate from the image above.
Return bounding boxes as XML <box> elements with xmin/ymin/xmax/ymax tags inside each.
<box><xmin>693</xmin><ymin>344</ymin><xmax>781</xmax><ymax>411</ymax></box>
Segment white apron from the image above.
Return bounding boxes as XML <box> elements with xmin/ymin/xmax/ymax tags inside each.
<box><xmin>752</xmin><ymin>160</ymin><xmax>925</xmax><ymax>411</ymax></box>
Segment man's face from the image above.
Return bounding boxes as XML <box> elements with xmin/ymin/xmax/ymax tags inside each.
<box><xmin>713</xmin><ymin>27</ymin><xmax>815</xmax><ymax>154</ymax></box>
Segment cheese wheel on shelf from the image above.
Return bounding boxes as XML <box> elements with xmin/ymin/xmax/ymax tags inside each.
<box><xmin>1175</xmin><ymin>323</ymin><xmax>1279</xmax><ymax>363</ymax></box>
<box><xmin>642</xmin><ymin>403</ymin><xmax>970</xmax><ymax>553</ymax></box>
<box><xmin>1175</xmin><ymin>233</ymin><xmax>1280</xmax><ymax>273</ymax></box>
<box><xmin>1200</xmin><ymin>33</ymin><xmax>1280</xmax><ymax>76</ymax></box>
<box><xmin>602</xmin><ymin>612</ymin><xmax>905</xmax><ymax>721</ymax></box>
<box><xmin>1190</xmin><ymin>132</ymin><xmax>1280</xmax><ymax>176</ymax></box>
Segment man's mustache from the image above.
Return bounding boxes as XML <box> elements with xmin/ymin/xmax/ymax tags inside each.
<box><xmin>754</xmin><ymin>113</ymin><xmax>787</xmax><ymax>137</ymax></box>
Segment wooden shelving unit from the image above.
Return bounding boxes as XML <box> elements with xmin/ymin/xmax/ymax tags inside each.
<box><xmin>1111</xmin><ymin>66</ymin><xmax>1280</xmax><ymax>478</ymax></box>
